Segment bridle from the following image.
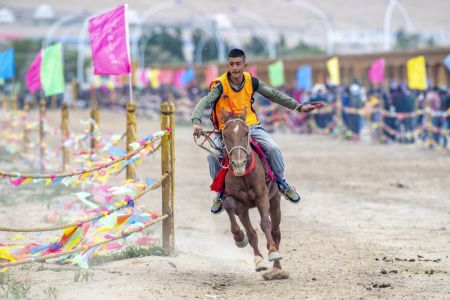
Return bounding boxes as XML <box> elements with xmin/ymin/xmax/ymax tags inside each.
<box><xmin>222</xmin><ymin>118</ymin><xmax>251</xmax><ymax>170</ymax></box>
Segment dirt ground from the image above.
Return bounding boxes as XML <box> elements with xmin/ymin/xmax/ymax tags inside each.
<box><xmin>1</xmin><ymin>109</ymin><xmax>450</xmax><ymax>299</ymax></box>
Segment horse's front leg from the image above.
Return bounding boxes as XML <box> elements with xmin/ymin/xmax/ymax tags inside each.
<box><xmin>238</xmin><ymin>209</ymin><xmax>268</xmax><ymax>272</ymax></box>
<box><xmin>256</xmin><ymin>194</ymin><xmax>282</xmax><ymax>262</ymax></box>
<box><xmin>222</xmin><ymin>195</ymin><xmax>247</xmax><ymax>247</ymax></box>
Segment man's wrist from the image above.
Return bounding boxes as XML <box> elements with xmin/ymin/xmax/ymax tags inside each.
<box><xmin>295</xmin><ymin>104</ymin><xmax>303</xmax><ymax>112</ymax></box>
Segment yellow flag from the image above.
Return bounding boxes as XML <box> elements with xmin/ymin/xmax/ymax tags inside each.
<box><xmin>326</xmin><ymin>56</ymin><xmax>340</xmax><ymax>85</ymax></box>
<box><xmin>407</xmin><ymin>55</ymin><xmax>427</xmax><ymax>90</ymax></box>
<box><xmin>0</xmin><ymin>248</ymin><xmax>16</xmax><ymax>262</ymax></box>
<box><xmin>150</xmin><ymin>68</ymin><xmax>161</xmax><ymax>89</ymax></box>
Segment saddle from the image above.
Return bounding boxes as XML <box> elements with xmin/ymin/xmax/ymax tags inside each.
<box><xmin>210</xmin><ymin>139</ymin><xmax>276</xmax><ymax>193</ymax></box>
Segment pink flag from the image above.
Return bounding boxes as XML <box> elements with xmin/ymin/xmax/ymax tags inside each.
<box><xmin>159</xmin><ymin>69</ymin><xmax>174</xmax><ymax>85</ymax></box>
<box><xmin>248</xmin><ymin>65</ymin><xmax>257</xmax><ymax>77</ymax></box>
<box><xmin>173</xmin><ymin>69</ymin><xmax>185</xmax><ymax>88</ymax></box>
<box><xmin>25</xmin><ymin>50</ymin><xmax>42</xmax><ymax>93</ymax></box>
<box><xmin>138</xmin><ymin>68</ymin><xmax>149</xmax><ymax>87</ymax></box>
<box><xmin>205</xmin><ymin>65</ymin><xmax>218</xmax><ymax>85</ymax></box>
<box><xmin>368</xmin><ymin>58</ymin><xmax>385</xmax><ymax>84</ymax></box>
<box><xmin>88</xmin><ymin>5</ymin><xmax>131</xmax><ymax>75</ymax></box>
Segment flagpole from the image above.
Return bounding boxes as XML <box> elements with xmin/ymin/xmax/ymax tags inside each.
<box><xmin>128</xmin><ymin>73</ymin><xmax>133</xmax><ymax>103</ymax></box>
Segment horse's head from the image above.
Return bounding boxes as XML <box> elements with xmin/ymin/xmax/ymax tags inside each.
<box><xmin>221</xmin><ymin>107</ymin><xmax>250</xmax><ymax>176</ymax></box>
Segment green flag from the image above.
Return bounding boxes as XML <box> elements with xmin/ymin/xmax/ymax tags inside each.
<box><xmin>268</xmin><ymin>60</ymin><xmax>285</xmax><ymax>87</ymax></box>
<box><xmin>41</xmin><ymin>43</ymin><xmax>64</xmax><ymax>96</ymax></box>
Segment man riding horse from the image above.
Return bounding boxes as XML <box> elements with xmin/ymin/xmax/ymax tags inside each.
<box><xmin>192</xmin><ymin>48</ymin><xmax>317</xmax><ymax>214</ymax></box>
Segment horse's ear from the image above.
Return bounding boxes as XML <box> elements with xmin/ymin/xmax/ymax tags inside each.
<box><xmin>240</xmin><ymin>107</ymin><xmax>247</xmax><ymax>120</ymax></box>
<box><xmin>221</xmin><ymin>108</ymin><xmax>230</xmax><ymax>124</ymax></box>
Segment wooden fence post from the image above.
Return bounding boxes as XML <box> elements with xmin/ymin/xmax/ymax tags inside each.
<box><xmin>90</xmin><ymin>99</ymin><xmax>99</xmax><ymax>158</ymax></box>
<box><xmin>12</xmin><ymin>95</ymin><xmax>17</xmax><ymax>111</ymax></box>
<box><xmin>51</xmin><ymin>95</ymin><xmax>57</xmax><ymax>110</ymax></box>
<box><xmin>61</xmin><ymin>103</ymin><xmax>70</xmax><ymax>171</ymax></box>
<box><xmin>23</xmin><ymin>101</ymin><xmax>30</xmax><ymax>154</ymax></box>
<box><xmin>126</xmin><ymin>102</ymin><xmax>137</xmax><ymax>180</ymax></box>
<box><xmin>2</xmin><ymin>96</ymin><xmax>8</xmax><ymax>112</ymax></box>
<box><xmin>71</xmin><ymin>79</ymin><xmax>78</xmax><ymax>107</ymax></box>
<box><xmin>39</xmin><ymin>98</ymin><xmax>46</xmax><ymax>171</ymax></box>
<box><xmin>161</xmin><ymin>102</ymin><xmax>175</xmax><ymax>254</ymax></box>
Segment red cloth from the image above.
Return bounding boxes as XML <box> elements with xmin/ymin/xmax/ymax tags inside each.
<box><xmin>210</xmin><ymin>160</ymin><xmax>229</xmax><ymax>193</ymax></box>
<box><xmin>209</xmin><ymin>139</ymin><xmax>275</xmax><ymax>193</ymax></box>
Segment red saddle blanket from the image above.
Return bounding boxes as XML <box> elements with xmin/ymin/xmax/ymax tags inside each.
<box><xmin>210</xmin><ymin>139</ymin><xmax>276</xmax><ymax>193</ymax></box>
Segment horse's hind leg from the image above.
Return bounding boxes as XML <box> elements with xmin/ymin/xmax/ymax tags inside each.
<box><xmin>222</xmin><ymin>195</ymin><xmax>246</xmax><ymax>247</ymax></box>
<box><xmin>262</xmin><ymin>192</ymin><xmax>289</xmax><ymax>280</ymax></box>
<box><xmin>238</xmin><ymin>209</ymin><xmax>267</xmax><ymax>272</ymax></box>
<box><xmin>269</xmin><ymin>193</ymin><xmax>282</xmax><ymax>270</ymax></box>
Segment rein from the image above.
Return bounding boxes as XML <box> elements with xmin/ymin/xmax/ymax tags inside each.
<box><xmin>222</xmin><ymin>118</ymin><xmax>253</xmax><ymax>174</ymax></box>
<box><xmin>193</xmin><ymin>118</ymin><xmax>255</xmax><ymax>175</ymax></box>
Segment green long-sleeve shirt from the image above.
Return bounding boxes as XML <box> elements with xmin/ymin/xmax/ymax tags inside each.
<box><xmin>191</xmin><ymin>77</ymin><xmax>300</xmax><ymax>125</ymax></box>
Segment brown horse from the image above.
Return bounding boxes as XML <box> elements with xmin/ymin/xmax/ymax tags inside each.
<box><xmin>220</xmin><ymin>108</ymin><xmax>289</xmax><ymax>280</ymax></box>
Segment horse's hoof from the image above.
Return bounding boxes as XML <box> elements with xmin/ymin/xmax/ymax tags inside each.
<box><xmin>268</xmin><ymin>251</ymin><xmax>283</xmax><ymax>261</ymax></box>
<box><xmin>254</xmin><ymin>255</ymin><xmax>268</xmax><ymax>272</ymax></box>
<box><xmin>235</xmin><ymin>235</ymin><xmax>248</xmax><ymax>248</ymax></box>
<box><xmin>262</xmin><ymin>268</ymin><xmax>289</xmax><ymax>281</ymax></box>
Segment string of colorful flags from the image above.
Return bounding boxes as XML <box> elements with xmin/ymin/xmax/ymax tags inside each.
<box><xmin>0</xmin><ymin>129</ymin><xmax>168</xmax><ymax>186</ymax></box>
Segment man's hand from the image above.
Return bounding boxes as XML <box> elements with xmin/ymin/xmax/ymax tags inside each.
<box><xmin>296</xmin><ymin>103</ymin><xmax>316</xmax><ymax>113</ymax></box>
<box><xmin>193</xmin><ymin>124</ymin><xmax>203</xmax><ymax>138</ymax></box>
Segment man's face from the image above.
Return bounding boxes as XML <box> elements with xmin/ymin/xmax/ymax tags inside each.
<box><xmin>227</xmin><ymin>56</ymin><xmax>246</xmax><ymax>81</ymax></box>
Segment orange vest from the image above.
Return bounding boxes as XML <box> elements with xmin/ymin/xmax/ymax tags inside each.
<box><xmin>210</xmin><ymin>72</ymin><xmax>260</xmax><ymax>130</ymax></box>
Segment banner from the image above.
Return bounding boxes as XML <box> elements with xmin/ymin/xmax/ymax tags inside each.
<box><xmin>444</xmin><ymin>54</ymin><xmax>450</xmax><ymax>71</ymax></box>
<box><xmin>0</xmin><ymin>48</ymin><xmax>14</xmax><ymax>79</ymax></box>
<box><xmin>181</xmin><ymin>68</ymin><xmax>195</xmax><ymax>85</ymax></box>
<box><xmin>296</xmin><ymin>66</ymin><xmax>312</xmax><ymax>89</ymax></box>
<box><xmin>159</xmin><ymin>69</ymin><xmax>174</xmax><ymax>85</ymax></box>
<box><xmin>149</xmin><ymin>68</ymin><xmax>161</xmax><ymax>89</ymax></box>
<box><xmin>247</xmin><ymin>65</ymin><xmax>257</xmax><ymax>77</ymax></box>
<box><xmin>88</xmin><ymin>5</ymin><xmax>131</xmax><ymax>75</ymax></box>
<box><xmin>173</xmin><ymin>69</ymin><xmax>185</xmax><ymax>88</ymax></box>
<box><xmin>326</xmin><ymin>56</ymin><xmax>340</xmax><ymax>85</ymax></box>
<box><xmin>204</xmin><ymin>65</ymin><xmax>218</xmax><ymax>86</ymax></box>
<box><xmin>407</xmin><ymin>55</ymin><xmax>427</xmax><ymax>90</ymax></box>
<box><xmin>368</xmin><ymin>58</ymin><xmax>385</xmax><ymax>84</ymax></box>
<box><xmin>268</xmin><ymin>60</ymin><xmax>285</xmax><ymax>87</ymax></box>
<box><xmin>41</xmin><ymin>43</ymin><xmax>64</xmax><ymax>96</ymax></box>
<box><xmin>25</xmin><ymin>50</ymin><xmax>42</xmax><ymax>93</ymax></box>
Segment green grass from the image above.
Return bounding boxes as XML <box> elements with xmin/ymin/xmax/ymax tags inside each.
<box><xmin>90</xmin><ymin>245</ymin><xmax>169</xmax><ymax>266</ymax></box>
<box><xmin>43</xmin><ymin>285</ymin><xmax>57</xmax><ymax>299</ymax></box>
<box><xmin>0</xmin><ymin>271</ymin><xmax>31</xmax><ymax>300</ymax></box>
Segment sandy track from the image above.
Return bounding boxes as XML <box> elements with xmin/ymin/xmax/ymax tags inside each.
<box><xmin>2</xmin><ymin>110</ymin><xmax>450</xmax><ymax>299</ymax></box>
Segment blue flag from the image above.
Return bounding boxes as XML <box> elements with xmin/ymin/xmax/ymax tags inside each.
<box><xmin>181</xmin><ymin>68</ymin><xmax>195</xmax><ymax>85</ymax></box>
<box><xmin>296</xmin><ymin>65</ymin><xmax>312</xmax><ymax>89</ymax></box>
<box><xmin>0</xmin><ymin>48</ymin><xmax>14</xmax><ymax>79</ymax></box>
<box><xmin>444</xmin><ymin>54</ymin><xmax>450</xmax><ymax>71</ymax></box>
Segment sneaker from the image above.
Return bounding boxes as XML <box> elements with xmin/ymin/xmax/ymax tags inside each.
<box><xmin>211</xmin><ymin>193</ymin><xmax>224</xmax><ymax>215</ymax></box>
<box><xmin>277</xmin><ymin>179</ymin><xmax>301</xmax><ymax>203</ymax></box>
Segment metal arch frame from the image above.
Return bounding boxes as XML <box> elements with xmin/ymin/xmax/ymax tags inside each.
<box><xmin>43</xmin><ymin>10</ymin><xmax>86</xmax><ymax>49</ymax></box>
<box><xmin>135</xmin><ymin>1</ymin><xmax>235</xmax><ymax>66</ymax></box>
<box><xmin>383</xmin><ymin>0</ymin><xmax>414</xmax><ymax>50</ymax></box>
<box><xmin>132</xmin><ymin>1</ymin><xmax>182</xmax><ymax>60</ymax></box>
<box><xmin>137</xmin><ymin>19</ymin><xmax>227</xmax><ymax>67</ymax></box>
<box><xmin>76</xmin><ymin>18</ymin><xmax>91</xmax><ymax>84</ymax></box>
<box><xmin>194</xmin><ymin>32</ymin><xmax>226</xmax><ymax>65</ymax></box>
<box><xmin>283</xmin><ymin>0</ymin><xmax>334</xmax><ymax>54</ymax></box>
<box><xmin>227</xmin><ymin>5</ymin><xmax>277</xmax><ymax>59</ymax></box>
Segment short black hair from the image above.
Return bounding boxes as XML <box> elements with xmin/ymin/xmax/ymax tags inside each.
<box><xmin>228</xmin><ymin>48</ymin><xmax>245</xmax><ymax>60</ymax></box>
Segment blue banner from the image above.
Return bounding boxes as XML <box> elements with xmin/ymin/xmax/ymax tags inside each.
<box><xmin>444</xmin><ymin>54</ymin><xmax>450</xmax><ymax>71</ymax></box>
<box><xmin>0</xmin><ymin>48</ymin><xmax>14</xmax><ymax>79</ymax></box>
<box><xmin>181</xmin><ymin>68</ymin><xmax>195</xmax><ymax>85</ymax></box>
<box><xmin>296</xmin><ymin>65</ymin><xmax>312</xmax><ymax>89</ymax></box>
